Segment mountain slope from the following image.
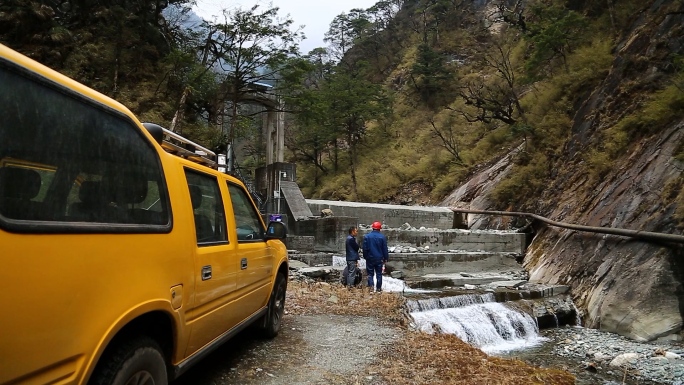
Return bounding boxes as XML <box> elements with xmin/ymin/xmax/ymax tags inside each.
<box><xmin>443</xmin><ymin>0</ymin><xmax>684</xmax><ymax>341</ymax></box>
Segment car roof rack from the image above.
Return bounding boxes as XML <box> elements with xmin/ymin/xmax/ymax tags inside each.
<box><xmin>142</xmin><ymin>123</ymin><xmax>217</xmax><ymax>169</ymax></box>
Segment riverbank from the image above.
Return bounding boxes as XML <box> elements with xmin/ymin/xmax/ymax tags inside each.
<box><xmin>286</xmin><ymin>280</ymin><xmax>575</xmax><ymax>384</ymax></box>
<box><xmin>511</xmin><ymin>326</ymin><xmax>684</xmax><ymax>385</ymax></box>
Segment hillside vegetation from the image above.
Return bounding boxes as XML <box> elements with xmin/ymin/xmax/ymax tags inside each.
<box><xmin>285</xmin><ymin>0</ymin><xmax>684</xmax><ymax>209</ymax></box>
<box><xmin>3</xmin><ymin>0</ymin><xmax>683</xmax><ymax>213</ymax></box>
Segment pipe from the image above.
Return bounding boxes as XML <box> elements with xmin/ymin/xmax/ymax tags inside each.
<box><xmin>450</xmin><ymin>208</ymin><xmax>684</xmax><ymax>244</ymax></box>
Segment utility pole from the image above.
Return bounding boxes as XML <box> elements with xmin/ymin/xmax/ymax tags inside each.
<box><xmin>277</xmin><ymin>171</ymin><xmax>287</xmax><ymax>214</ymax></box>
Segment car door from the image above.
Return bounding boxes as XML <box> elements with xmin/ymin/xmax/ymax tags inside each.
<box><xmin>183</xmin><ymin>168</ymin><xmax>240</xmax><ymax>356</ymax></box>
<box><xmin>227</xmin><ymin>182</ymin><xmax>274</xmax><ymax>318</ymax></box>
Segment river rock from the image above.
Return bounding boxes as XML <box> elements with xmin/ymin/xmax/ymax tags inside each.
<box><xmin>594</xmin><ymin>352</ymin><xmax>612</xmax><ymax>362</ymax></box>
<box><xmin>289</xmin><ymin>260</ymin><xmax>310</xmax><ymax>270</ymax></box>
<box><xmin>650</xmin><ymin>356</ymin><xmax>670</xmax><ymax>364</ymax></box>
<box><xmin>300</xmin><ymin>267</ymin><xmax>332</xmax><ymax>278</ymax></box>
<box><xmin>390</xmin><ymin>270</ymin><xmax>405</xmax><ymax>279</ymax></box>
<box><xmin>609</xmin><ymin>353</ymin><xmax>639</xmax><ymax>368</ymax></box>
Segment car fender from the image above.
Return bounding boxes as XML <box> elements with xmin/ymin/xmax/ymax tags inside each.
<box><xmin>80</xmin><ymin>299</ymin><xmax>183</xmax><ymax>384</ymax></box>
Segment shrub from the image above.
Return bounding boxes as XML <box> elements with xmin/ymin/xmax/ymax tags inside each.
<box><xmin>585</xmin><ymin>149</ymin><xmax>612</xmax><ymax>182</ymax></box>
<box><xmin>490</xmin><ymin>155</ymin><xmax>547</xmax><ymax>207</ymax></box>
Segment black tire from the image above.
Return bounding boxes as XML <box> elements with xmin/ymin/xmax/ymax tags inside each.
<box><xmin>259</xmin><ymin>272</ymin><xmax>287</xmax><ymax>338</ymax></box>
<box><xmin>90</xmin><ymin>336</ymin><xmax>168</xmax><ymax>385</ymax></box>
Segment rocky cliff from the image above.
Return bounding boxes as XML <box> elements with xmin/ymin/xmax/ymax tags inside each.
<box><xmin>443</xmin><ymin>1</ymin><xmax>684</xmax><ymax>341</ymax></box>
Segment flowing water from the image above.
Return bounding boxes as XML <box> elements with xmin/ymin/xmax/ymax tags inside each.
<box><xmin>379</xmin><ymin>277</ymin><xmax>545</xmax><ymax>353</ymax></box>
<box><xmin>408</xmin><ymin>296</ymin><xmax>545</xmax><ymax>354</ymax></box>
<box><xmin>375</xmin><ymin>277</ymin><xmax>678</xmax><ymax>384</ymax></box>
<box><xmin>405</xmin><ymin>292</ymin><xmax>496</xmax><ymax>311</ymax></box>
<box><xmin>380</xmin><ymin>276</ymin><xmax>434</xmax><ymax>293</ymax></box>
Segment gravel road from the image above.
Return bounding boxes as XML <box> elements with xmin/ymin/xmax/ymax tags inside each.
<box><xmin>174</xmin><ymin>313</ymin><xmax>401</xmax><ymax>385</ymax></box>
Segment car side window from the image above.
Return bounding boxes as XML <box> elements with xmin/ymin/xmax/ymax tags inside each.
<box><xmin>227</xmin><ymin>183</ymin><xmax>264</xmax><ymax>242</ymax></box>
<box><xmin>185</xmin><ymin>169</ymin><xmax>227</xmax><ymax>246</ymax></box>
<box><xmin>0</xmin><ymin>61</ymin><xmax>170</xmax><ymax>230</ymax></box>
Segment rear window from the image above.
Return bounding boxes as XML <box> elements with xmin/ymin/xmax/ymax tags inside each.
<box><xmin>0</xmin><ymin>60</ymin><xmax>171</xmax><ymax>232</ymax></box>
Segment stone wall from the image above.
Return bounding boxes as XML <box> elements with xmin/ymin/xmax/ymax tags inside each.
<box><xmin>285</xmin><ymin>235</ymin><xmax>315</xmax><ymax>253</ymax></box>
<box><xmin>386</xmin><ymin>252</ymin><xmax>520</xmax><ymax>276</ymax></box>
<box><xmin>293</xmin><ymin>216</ymin><xmax>358</xmax><ymax>252</ymax></box>
<box><xmin>306</xmin><ymin>199</ymin><xmax>454</xmax><ymax>229</ymax></box>
<box><xmin>357</xmin><ymin>229</ymin><xmax>527</xmax><ymax>253</ymax></box>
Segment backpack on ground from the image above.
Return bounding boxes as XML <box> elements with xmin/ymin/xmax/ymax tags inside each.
<box><xmin>339</xmin><ymin>266</ymin><xmax>363</xmax><ymax>286</ymax></box>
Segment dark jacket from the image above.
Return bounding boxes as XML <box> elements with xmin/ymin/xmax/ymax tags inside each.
<box><xmin>362</xmin><ymin>230</ymin><xmax>389</xmax><ymax>263</ymax></box>
<box><xmin>345</xmin><ymin>234</ymin><xmax>360</xmax><ymax>261</ymax></box>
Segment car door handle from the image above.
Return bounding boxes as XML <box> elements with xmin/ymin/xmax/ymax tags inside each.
<box><xmin>201</xmin><ymin>265</ymin><xmax>212</xmax><ymax>281</ymax></box>
<box><xmin>241</xmin><ymin>258</ymin><xmax>247</xmax><ymax>270</ymax></box>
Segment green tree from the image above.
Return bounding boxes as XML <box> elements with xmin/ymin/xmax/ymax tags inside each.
<box><xmin>524</xmin><ymin>1</ymin><xmax>588</xmax><ymax>79</ymax></box>
<box><xmin>162</xmin><ymin>13</ymin><xmax>224</xmax><ymax>133</ymax></box>
<box><xmin>411</xmin><ymin>43</ymin><xmax>453</xmax><ymax>107</ymax></box>
<box><xmin>326</xmin><ymin>62</ymin><xmax>391</xmax><ymax>200</ymax></box>
<box><xmin>211</xmin><ymin>4</ymin><xmax>303</xmax><ymax>149</ymax></box>
<box><xmin>279</xmin><ymin>53</ymin><xmax>336</xmax><ymax>187</ymax></box>
<box><xmin>410</xmin><ymin>0</ymin><xmax>466</xmax><ymax>45</ymax></box>
<box><xmin>324</xmin><ymin>9</ymin><xmax>372</xmax><ymax>61</ymax></box>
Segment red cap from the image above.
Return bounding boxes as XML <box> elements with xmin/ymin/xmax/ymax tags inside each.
<box><xmin>372</xmin><ymin>221</ymin><xmax>382</xmax><ymax>230</ymax></box>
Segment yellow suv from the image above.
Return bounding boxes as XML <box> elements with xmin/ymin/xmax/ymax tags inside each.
<box><xmin>0</xmin><ymin>44</ymin><xmax>289</xmax><ymax>385</ymax></box>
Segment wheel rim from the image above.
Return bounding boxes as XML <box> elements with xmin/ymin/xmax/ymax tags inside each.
<box><xmin>124</xmin><ymin>371</ymin><xmax>156</xmax><ymax>385</ymax></box>
<box><xmin>272</xmin><ymin>283</ymin><xmax>285</xmax><ymax>326</ymax></box>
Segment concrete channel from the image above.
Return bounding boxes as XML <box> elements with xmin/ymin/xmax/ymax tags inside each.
<box><xmin>290</xmin><ymin>199</ymin><xmax>578</xmax><ymax>330</ymax></box>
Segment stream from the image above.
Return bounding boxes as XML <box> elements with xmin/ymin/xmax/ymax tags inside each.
<box><xmin>380</xmin><ymin>277</ymin><xmax>684</xmax><ymax>385</ymax></box>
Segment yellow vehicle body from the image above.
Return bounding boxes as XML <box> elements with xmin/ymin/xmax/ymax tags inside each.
<box><xmin>0</xmin><ymin>43</ymin><xmax>288</xmax><ymax>385</ymax></box>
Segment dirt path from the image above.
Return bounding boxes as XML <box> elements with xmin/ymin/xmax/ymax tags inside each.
<box><xmin>174</xmin><ymin>314</ymin><xmax>400</xmax><ymax>385</ymax></box>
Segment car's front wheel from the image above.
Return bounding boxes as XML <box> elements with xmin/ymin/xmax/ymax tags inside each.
<box><xmin>90</xmin><ymin>336</ymin><xmax>168</xmax><ymax>385</ymax></box>
<box><xmin>259</xmin><ymin>272</ymin><xmax>287</xmax><ymax>338</ymax></box>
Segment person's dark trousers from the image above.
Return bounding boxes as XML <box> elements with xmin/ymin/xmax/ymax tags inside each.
<box><xmin>346</xmin><ymin>261</ymin><xmax>358</xmax><ymax>286</ymax></box>
<box><xmin>366</xmin><ymin>260</ymin><xmax>384</xmax><ymax>291</ymax></box>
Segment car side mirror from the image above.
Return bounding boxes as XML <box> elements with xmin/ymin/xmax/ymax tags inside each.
<box><xmin>265</xmin><ymin>221</ymin><xmax>287</xmax><ymax>240</ymax></box>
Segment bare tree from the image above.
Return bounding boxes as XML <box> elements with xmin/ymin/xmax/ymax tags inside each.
<box><xmin>428</xmin><ymin>116</ymin><xmax>465</xmax><ymax>165</ymax></box>
<box><xmin>457</xmin><ymin>37</ymin><xmax>525</xmax><ymax>126</ymax></box>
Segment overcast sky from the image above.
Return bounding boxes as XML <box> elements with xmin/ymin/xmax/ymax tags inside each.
<box><xmin>192</xmin><ymin>0</ymin><xmax>380</xmax><ymax>53</ymax></box>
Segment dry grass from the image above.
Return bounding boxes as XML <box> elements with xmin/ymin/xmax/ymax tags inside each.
<box><xmin>286</xmin><ymin>280</ymin><xmax>408</xmax><ymax>324</ymax></box>
<box><xmin>286</xmin><ymin>280</ymin><xmax>575</xmax><ymax>385</ymax></box>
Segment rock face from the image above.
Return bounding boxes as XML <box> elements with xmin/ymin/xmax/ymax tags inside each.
<box><xmin>524</xmin><ymin>118</ymin><xmax>684</xmax><ymax>341</ymax></box>
<box><xmin>524</xmin><ymin>2</ymin><xmax>684</xmax><ymax>342</ymax></box>
<box><xmin>442</xmin><ymin>2</ymin><xmax>684</xmax><ymax>341</ymax></box>
<box><xmin>441</xmin><ymin>144</ymin><xmax>523</xmax><ymax>229</ymax></box>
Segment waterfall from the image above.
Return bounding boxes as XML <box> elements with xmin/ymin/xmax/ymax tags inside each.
<box><xmin>407</xmin><ymin>293</ymin><xmax>496</xmax><ymax>312</ymax></box>
<box><xmin>410</xmin><ymin>295</ymin><xmax>545</xmax><ymax>354</ymax></box>
<box><xmin>572</xmin><ymin>302</ymin><xmax>583</xmax><ymax>326</ymax></box>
